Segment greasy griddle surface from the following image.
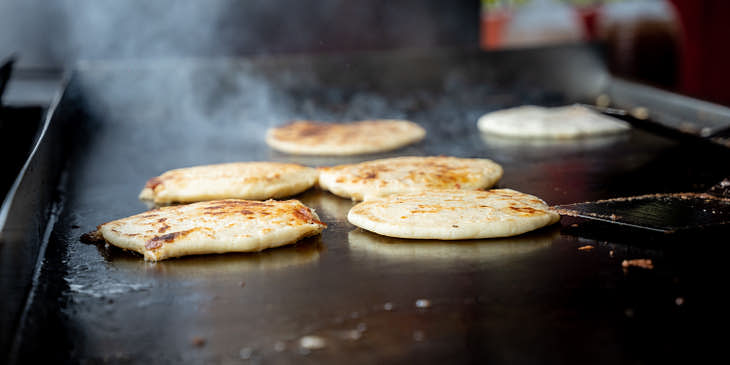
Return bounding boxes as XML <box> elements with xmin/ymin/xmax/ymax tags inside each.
<box><xmin>13</xmin><ymin>48</ymin><xmax>730</xmax><ymax>364</ymax></box>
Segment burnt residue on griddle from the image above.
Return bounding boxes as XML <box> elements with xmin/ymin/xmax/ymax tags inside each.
<box><xmin>79</xmin><ymin>229</ymin><xmax>105</xmax><ymax>244</ymax></box>
<box><xmin>190</xmin><ymin>336</ymin><xmax>206</xmax><ymax>347</ymax></box>
<box><xmin>551</xmin><ymin>207</ymin><xmax>623</xmax><ymax>221</ymax></box>
<box><xmin>622</xmin><ymin>258</ymin><xmax>654</xmax><ymax>270</ymax></box>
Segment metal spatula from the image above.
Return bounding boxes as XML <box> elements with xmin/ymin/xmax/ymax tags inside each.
<box><xmin>578</xmin><ymin>103</ymin><xmax>730</xmax><ymax>149</ymax></box>
<box><xmin>552</xmin><ymin>179</ymin><xmax>730</xmax><ymax>233</ymax></box>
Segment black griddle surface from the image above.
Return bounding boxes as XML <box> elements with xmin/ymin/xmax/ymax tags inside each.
<box><xmin>6</xmin><ymin>47</ymin><xmax>730</xmax><ymax>364</ymax></box>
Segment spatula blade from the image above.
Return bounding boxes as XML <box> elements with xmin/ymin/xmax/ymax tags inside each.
<box><xmin>552</xmin><ymin>193</ymin><xmax>730</xmax><ymax>233</ymax></box>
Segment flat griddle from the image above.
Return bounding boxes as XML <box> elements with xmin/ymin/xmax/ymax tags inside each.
<box><xmin>2</xmin><ymin>46</ymin><xmax>730</xmax><ymax>364</ymax></box>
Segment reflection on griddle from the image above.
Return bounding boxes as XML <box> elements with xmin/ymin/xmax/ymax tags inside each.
<box><xmin>297</xmin><ymin>188</ymin><xmax>355</xmax><ymax>221</ymax></box>
<box><xmin>97</xmin><ymin>236</ymin><xmax>323</xmax><ymax>276</ymax></box>
<box><xmin>479</xmin><ymin>131</ymin><xmax>629</xmax><ymax>149</ymax></box>
<box><xmin>347</xmin><ymin>227</ymin><xmax>559</xmax><ymax>262</ymax></box>
<box><xmin>266</xmin><ymin>150</ymin><xmax>392</xmax><ymax>168</ymax></box>
<box><xmin>139</xmin><ymin>199</ymin><xmax>182</xmax><ymax>210</ymax></box>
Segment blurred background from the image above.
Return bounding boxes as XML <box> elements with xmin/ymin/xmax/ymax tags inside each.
<box><xmin>1</xmin><ymin>0</ymin><xmax>728</xmax><ymax>105</ymax></box>
<box><xmin>480</xmin><ymin>0</ymin><xmax>730</xmax><ymax>106</ymax></box>
<box><xmin>4</xmin><ymin>0</ymin><xmax>729</xmax><ymax>201</ymax></box>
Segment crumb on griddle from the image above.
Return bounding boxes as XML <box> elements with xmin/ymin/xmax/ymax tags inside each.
<box><xmin>621</xmin><ymin>258</ymin><xmax>654</xmax><ymax>269</ymax></box>
<box><xmin>191</xmin><ymin>336</ymin><xmax>206</xmax><ymax>347</ymax></box>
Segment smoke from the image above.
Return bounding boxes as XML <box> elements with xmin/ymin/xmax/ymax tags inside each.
<box><xmin>57</xmin><ymin>3</ymin><xmax>407</xmax><ymax>136</ymax></box>
<box><xmin>75</xmin><ymin>59</ymin><xmax>293</xmax><ymax>141</ymax></box>
<box><xmin>52</xmin><ymin>1</ymin><xmax>291</xmax><ymax>159</ymax></box>
<box><xmin>2</xmin><ymin>1</ymin><xmax>477</xmax><ymax>166</ymax></box>
<box><xmin>56</xmin><ymin>1</ymin><xmax>408</xmax><ymax>123</ymax></box>
<box><xmin>57</xmin><ymin>1</ymin><xmax>225</xmax><ymax>61</ymax></box>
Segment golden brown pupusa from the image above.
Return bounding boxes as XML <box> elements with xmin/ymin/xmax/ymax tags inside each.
<box><xmin>139</xmin><ymin>162</ymin><xmax>318</xmax><ymax>204</ymax></box>
<box><xmin>347</xmin><ymin>189</ymin><xmax>559</xmax><ymax>240</ymax></box>
<box><xmin>96</xmin><ymin>199</ymin><xmax>326</xmax><ymax>261</ymax></box>
<box><xmin>265</xmin><ymin>120</ymin><xmax>426</xmax><ymax>155</ymax></box>
<box><xmin>318</xmin><ymin>156</ymin><xmax>503</xmax><ymax>201</ymax></box>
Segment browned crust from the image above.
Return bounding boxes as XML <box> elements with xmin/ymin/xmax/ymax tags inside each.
<box><xmin>292</xmin><ymin>206</ymin><xmax>326</xmax><ymax>226</ymax></box>
<box><xmin>506</xmin><ymin>206</ymin><xmax>540</xmax><ymax>216</ymax></box>
<box><xmin>282</xmin><ymin>121</ymin><xmax>332</xmax><ymax>138</ymax></box>
<box><xmin>95</xmin><ymin>199</ymin><xmax>326</xmax><ymax>254</ymax></box>
<box><xmin>320</xmin><ymin>157</ymin><xmax>492</xmax><ymax>188</ymax></box>
<box><xmin>269</xmin><ymin>120</ymin><xmax>423</xmax><ymax>147</ymax></box>
<box><xmin>145</xmin><ymin>177</ymin><xmax>163</xmax><ymax>190</ymax></box>
<box><xmin>145</xmin><ymin>229</ymin><xmax>196</xmax><ymax>250</ymax></box>
<box><xmin>140</xmin><ymin>162</ymin><xmax>316</xmax><ymax>203</ymax></box>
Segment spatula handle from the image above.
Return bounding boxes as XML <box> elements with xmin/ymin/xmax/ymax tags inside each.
<box><xmin>580</xmin><ymin>103</ymin><xmax>730</xmax><ymax>149</ymax></box>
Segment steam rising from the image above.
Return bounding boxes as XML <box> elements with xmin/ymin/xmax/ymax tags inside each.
<box><xmin>59</xmin><ymin>1</ymin><xmax>224</xmax><ymax>62</ymax></box>
<box><xmin>3</xmin><ymin>1</ymin><xmax>467</xmax><ymax>139</ymax></box>
<box><xmin>59</xmin><ymin>1</ymin><xmax>281</xmax><ymax>159</ymax></box>
<box><xmin>5</xmin><ymin>1</ymin><xmax>484</xmax><ymax>167</ymax></box>
<box><xmin>57</xmin><ymin>2</ymin><xmax>422</xmax><ymax>136</ymax></box>
<box><xmin>53</xmin><ymin>1</ymin><xmax>281</xmax><ymax>143</ymax></box>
